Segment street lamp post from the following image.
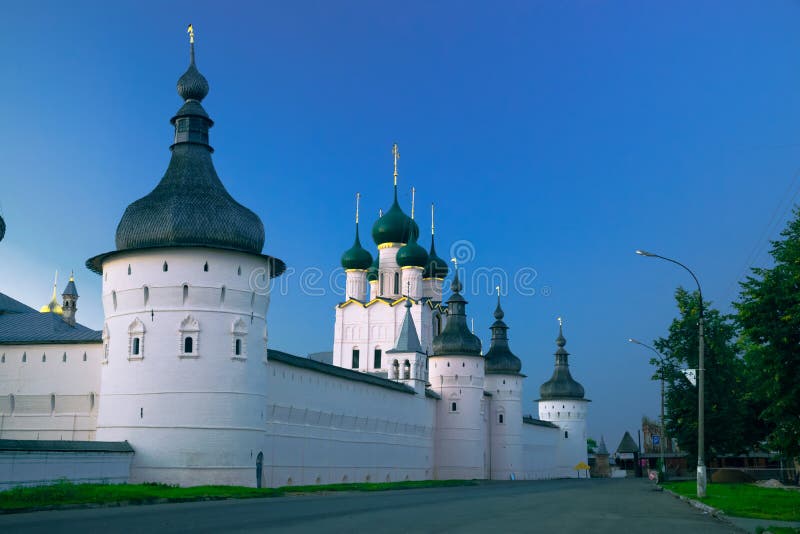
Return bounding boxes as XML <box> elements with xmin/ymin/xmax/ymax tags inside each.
<box><xmin>629</xmin><ymin>338</ymin><xmax>667</xmax><ymax>480</ymax></box>
<box><xmin>635</xmin><ymin>249</ymin><xmax>706</xmax><ymax>498</ymax></box>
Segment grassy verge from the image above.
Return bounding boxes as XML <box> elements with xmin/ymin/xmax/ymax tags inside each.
<box><xmin>0</xmin><ymin>479</ymin><xmax>477</xmax><ymax>512</ymax></box>
<box><xmin>662</xmin><ymin>481</ymin><xmax>800</xmax><ymax>521</ymax></box>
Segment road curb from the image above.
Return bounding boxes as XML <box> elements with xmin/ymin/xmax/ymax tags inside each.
<box><xmin>660</xmin><ymin>487</ymin><xmax>747</xmax><ymax>533</ymax></box>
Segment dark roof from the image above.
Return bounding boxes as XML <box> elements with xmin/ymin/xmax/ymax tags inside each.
<box><xmin>341</xmin><ymin>223</ymin><xmax>373</xmax><ymax>270</ymax></box>
<box><xmin>267</xmin><ymin>349</ymin><xmax>416</xmax><ymax>395</ymax></box>
<box><xmin>62</xmin><ymin>278</ymin><xmax>78</xmax><ymax>297</ymax></box>
<box><xmin>387</xmin><ymin>300</ymin><xmax>423</xmax><ymax>354</ymax></box>
<box><xmin>425</xmin><ymin>389</ymin><xmax>441</xmax><ymax>400</ymax></box>
<box><xmin>431</xmin><ymin>270</ymin><xmax>482</xmax><ymax>357</ymax></box>
<box><xmin>423</xmin><ymin>233</ymin><xmax>448</xmax><ymax>280</ymax></box>
<box><xmin>539</xmin><ymin>324</ymin><xmax>585</xmax><ymax>400</ymax></box>
<box><xmin>597</xmin><ymin>436</ymin><xmax>609</xmax><ymax>455</ymax></box>
<box><xmin>0</xmin><ymin>307</ymin><xmax>101</xmax><ymax>345</ymax></box>
<box><xmin>484</xmin><ymin>297</ymin><xmax>523</xmax><ymax>375</ymax></box>
<box><xmin>0</xmin><ymin>293</ymin><xmax>36</xmax><ymax>314</ymax></box>
<box><xmin>87</xmin><ymin>41</ymin><xmax>284</xmax><ymax>278</ymax></box>
<box><xmin>0</xmin><ymin>439</ymin><xmax>134</xmax><ymax>453</ymax></box>
<box><xmin>371</xmin><ymin>187</ymin><xmax>419</xmax><ymax>246</ymax></box>
<box><xmin>523</xmin><ymin>415</ymin><xmax>559</xmax><ymax>428</ymax></box>
<box><xmin>616</xmin><ymin>431</ymin><xmax>639</xmax><ymax>454</ymax></box>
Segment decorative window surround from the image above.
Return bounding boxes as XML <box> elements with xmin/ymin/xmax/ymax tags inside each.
<box><xmin>179</xmin><ymin>315</ymin><xmax>200</xmax><ymax>359</ymax></box>
<box><xmin>231</xmin><ymin>318</ymin><xmax>248</xmax><ymax>361</ymax></box>
<box><xmin>127</xmin><ymin>318</ymin><xmax>145</xmax><ymax>361</ymax></box>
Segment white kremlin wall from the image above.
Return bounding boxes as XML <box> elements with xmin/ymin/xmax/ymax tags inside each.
<box><xmin>0</xmin><ymin>343</ymin><xmax>102</xmax><ymax>441</ymax></box>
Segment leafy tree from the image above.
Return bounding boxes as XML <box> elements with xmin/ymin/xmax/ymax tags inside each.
<box><xmin>736</xmin><ymin>207</ymin><xmax>800</xmax><ymax>459</ymax></box>
<box><xmin>654</xmin><ymin>288</ymin><xmax>759</xmax><ymax>466</ymax></box>
<box><xmin>587</xmin><ymin>438</ymin><xmax>597</xmax><ymax>455</ymax></box>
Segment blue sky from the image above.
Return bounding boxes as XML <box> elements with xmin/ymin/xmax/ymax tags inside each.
<box><xmin>2</xmin><ymin>1</ymin><xmax>800</xmax><ymax>450</ymax></box>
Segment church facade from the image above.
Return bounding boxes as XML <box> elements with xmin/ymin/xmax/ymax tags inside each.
<box><xmin>0</xmin><ymin>35</ymin><xmax>589</xmax><ymax>487</ymax></box>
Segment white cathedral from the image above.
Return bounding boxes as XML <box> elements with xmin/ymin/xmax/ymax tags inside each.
<box><xmin>0</xmin><ymin>35</ymin><xmax>589</xmax><ymax>488</ymax></box>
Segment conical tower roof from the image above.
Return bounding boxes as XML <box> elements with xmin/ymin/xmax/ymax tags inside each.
<box><xmin>388</xmin><ymin>299</ymin><xmax>423</xmax><ymax>354</ymax></box>
<box><xmin>484</xmin><ymin>294</ymin><xmax>523</xmax><ymax>375</ymax></box>
<box><xmin>539</xmin><ymin>322</ymin><xmax>585</xmax><ymax>400</ymax></box>
<box><xmin>431</xmin><ymin>268</ymin><xmax>481</xmax><ymax>356</ymax></box>
<box><xmin>87</xmin><ymin>30</ymin><xmax>284</xmax><ymax>277</ymax></box>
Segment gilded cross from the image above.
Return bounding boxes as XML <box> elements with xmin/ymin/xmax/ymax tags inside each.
<box><xmin>188</xmin><ymin>24</ymin><xmax>195</xmax><ymax>44</ymax></box>
<box><xmin>392</xmin><ymin>143</ymin><xmax>400</xmax><ymax>185</ymax></box>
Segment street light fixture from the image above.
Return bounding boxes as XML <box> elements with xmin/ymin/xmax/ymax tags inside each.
<box><xmin>635</xmin><ymin>249</ymin><xmax>706</xmax><ymax>497</ymax></box>
<box><xmin>629</xmin><ymin>338</ymin><xmax>667</xmax><ymax>480</ymax></box>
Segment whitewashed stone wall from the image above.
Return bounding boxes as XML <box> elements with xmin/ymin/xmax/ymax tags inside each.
<box><xmin>0</xmin><ymin>449</ymin><xmax>133</xmax><ymax>490</ymax></box>
<box><xmin>0</xmin><ymin>343</ymin><xmax>102</xmax><ymax>440</ymax></box>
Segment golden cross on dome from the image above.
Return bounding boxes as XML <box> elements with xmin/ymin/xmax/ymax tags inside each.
<box><xmin>496</xmin><ymin>285</ymin><xmax>501</xmax><ymax>297</ymax></box>
<box><xmin>392</xmin><ymin>143</ymin><xmax>400</xmax><ymax>185</ymax></box>
<box><xmin>188</xmin><ymin>24</ymin><xmax>195</xmax><ymax>44</ymax></box>
<box><xmin>450</xmin><ymin>257</ymin><xmax>458</xmax><ymax>270</ymax></box>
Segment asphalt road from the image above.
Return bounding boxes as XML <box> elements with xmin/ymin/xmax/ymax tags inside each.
<box><xmin>0</xmin><ymin>478</ymin><xmax>737</xmax><ymax>533</ymax></box>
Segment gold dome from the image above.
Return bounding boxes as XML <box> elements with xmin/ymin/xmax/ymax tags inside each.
<box><xmin>39</xmin><ymin>272</ymin><xmax>64</xmax><ymax>315</ymax></box>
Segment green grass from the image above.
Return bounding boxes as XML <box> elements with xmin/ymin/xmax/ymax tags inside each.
<box><xmin>755</xmin><ymin>527</ymin><xmax>800</xmax><ymax>534</ymax></box>
<box><xmin>0</xmin><ymin>479</ymin><xmax>477</xmax><ymax>512</ymax></box>
<box><xmin>663</xmin><ymin>481</ymin><xmax>800</xmax><ymax>521</ymax></box>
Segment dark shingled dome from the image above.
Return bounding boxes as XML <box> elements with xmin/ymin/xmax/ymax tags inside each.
<box><xmin>539</xmin><ymin>325</ymin><xmax>585</xmax><ymax>400</ymax></box>
<box><xmin>431</xmin><ymin>270</ymin><xmax>482</xmax><ymax>356</ymax></box>
<box><xmin>87</xmin><ymin>40</ymin><xmax>284</xmax><ymax>277</ymax></box>
<box><xmin>484</xmin><ymin>297</ymin><xmax>523</xmax><ymax>375</ymax></box>
<box><xmin>423</xmin><ymin>234</ymin><xmax>448</xmax><ymax>279</ymax></box>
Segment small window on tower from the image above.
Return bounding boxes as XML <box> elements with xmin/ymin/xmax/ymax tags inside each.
<box><xmin>235</xmin><ymin>338</ymin><xmax>242</xmax><ymax>356</ymax></box>
<box><xmin>204</xmin><ymin>262</ymin><xmax>209</xmax><ymax>272</ymax></box>
<box><xmin>393</xmin><ymin>272</ymin><xmax>399</xmax><ymax>294</ymax></box>
<box><xmin>450</xmin><ymin>402</ymin><xmax>457</xmax><ymax>412</ymax></box>
<box><xmin>351</xmin><ymin>348</ymin><xmax>360</xmax><ymax>369</ymax></box>
<box><xmin>163</xmin><ymin>261</ymin><xmax>168</xmax><ymax>272</ymax></box>
<box><xmin>564</xmin><ymin>431</ymin><xmax>569</xmax><ymax>439</ymax></box>
<box><xmin>184</xmin><ymin>336</ymin><xmax>193</xmax><ymax>354</ymax></box>
<box><xmin>132</xmin><ymin>337</ymin><xmax>140</xmax><ymax>355</ymax></box>
<box><xmin>498</xmin><ymin>414</ymin><xmax>504</xmax><ymax>424</ymax></box>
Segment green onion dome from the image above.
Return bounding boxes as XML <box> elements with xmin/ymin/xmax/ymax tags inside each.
<box><xmin>396</xmin><ymin>230</ymin><xmax>428</xmax><ymax>268</ymax></box>
<box><xmin>367</xmin><ymin>255</ymin><xmax>379</xmax><ymax>282</ymax></box>
<box><xmin>423</xmin><ymin>234</ymin><xmax>448</xmax><ymax>279</ymax></box>
<box><xmin>341</xmin><ymin>224</ymin><xmax>373</xmax><ymax>270</ymax></box>
<box><xmin>371</xmin><ymin>188</ymin><xmax>419</xmax><ymax>245</ymax></box>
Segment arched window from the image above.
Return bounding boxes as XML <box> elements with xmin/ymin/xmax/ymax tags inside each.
<box><xmin>22</xmin><ymin>352</ymin><xmax>26</xmax><ymax>363</ymax></box>
<box><xmin>203</xmin><ymin>262</ymin><xmax>209</xmax><ymax>272</ymax></box>
<box><xmin>220</xmin><ymin>286</ymin><xmax>226</xmax><ymax>305</ymax></box>
<box><xmin>143</xmin><ymin>286</ymin><xmax>150</xmax><ymax>307</ymax></box>
<box><xmin>83</xmin><ymin>352</ymin><xmax>87</xmax><ymax>362</ymax></box>
<box><xmin>1</xmin><ymin>354</ymin><xmax>4</xmax><ymax>363</ymax></box>
<box><xmin>112</xmin><ymin>291</ymin><xmax>117</xmax><ymax>311</ymax></box>
<box><xmin>237</xmin><ymin>266</ymin><xmax>242</xmax><ymax>276</ymax></box>
<box><xmin>380</xmin><ymin>274</ymin><xmax>385</xmax><ymax>295</ymax></box>
<box><xmin>403</xmin><ymin>360</ymin><xmax>411</xmax><ymax>379</ymax></box>
<box><xmin>182</xmin><ymin>284</ymin><xmax>189</xmax><ymax>305</ymax></box>
<box><xmin>232</xmin><ymin>318</ymin><xmax>247</xmax><ymax>359</ymax></box>
<box><xmin>564</xmin><ymin>431</ymin><xmax>569</xmax><ymax>439</ymax></box>
<box><xmin>62</xmin><ymin>352</ymin><xmax>67</xmax><ymax>363</ymax></box>
<box><xmin>179</xmin><ymin>315</ymin><xmax>200</xmax><ymax>358</ymax></box>
<box><xmin>163</xmin><ymin>261</ymin><xmax>168</xmax><ymax>272</ymax></box>
<box><xmin>450</xmin><ymin>402</ymin><xmax>457</xmax><ymax>412</ymax></box>
<box><xmin>42</xmin><ymin>353</ymin><xmax>46</xmax><ymax>362</ymax></box>
<box><xmin>128</xmin><ymin>318</ymin><xmax>145</xmax><ymax>359</ymax></box>
<box><xmin>393</xmin><ymin>272</ymin><xmax>399</xmax><ymax>294</ymax></box>
<box><xmin>351</xmin><ymin>348</ymin><xmax>360</xmax><ymax>369</ymax></box>
<box><xmin>127</xmin><ymin>264</ymin><xmax>131</xmax><ymax>275</ymax></box>
<box><xmin>499</xmin><ymin>413</ymin><xmax>504</xmax><ymax>424</ymax></box>
<box><xmin>392</xmin><ymin>359</ymin><xmax>399</xmax><ymax>379</ymax></box>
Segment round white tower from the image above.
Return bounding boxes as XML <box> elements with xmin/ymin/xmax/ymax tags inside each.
<box><xmin>428</xmin><ymin>269</ymin><xmax>486</xmax><ymax>480</ymax></box>
<box><xmin>87</xmin><ymin>34</ymin><xmax>284</xmax><ymax>487</ymax></box>
<box><xmin>537</xmin><ymin>322</ymin><xmax>589</xmax><ymax>478</ymax></box>
<box><xmin>483</xmin><ymin>294</ymin><xmax>524</xmax><ymax>480</ymax></box>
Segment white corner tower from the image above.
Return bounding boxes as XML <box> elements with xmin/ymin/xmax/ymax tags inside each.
<box><xmin>537</xmin><ymin>320</ymin><xmax>589</xmax><ymax>478</ymax></box>
<box><xmin>483</xmin><ymin>290</ymin><xmax>525</xmax><ymax>480</ymax></box>
<box><xmin>87</xmin><ymin>28</ymin><xmax>285</xmax><ymax>486</ymax></box>
<box><xmin>428</xmin><ymin>266</ymin><xmax>486</xmax><ymax>480</ymax></box>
